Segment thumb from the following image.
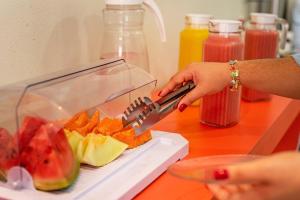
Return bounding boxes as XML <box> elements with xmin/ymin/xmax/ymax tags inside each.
<box><xmin>210</xmin><ymin>157</ymin><xmax>272</xmax><ymax>184</ymax></box>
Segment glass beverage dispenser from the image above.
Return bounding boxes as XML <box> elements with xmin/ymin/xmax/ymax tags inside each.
<box><xmin>200</xmin><ymin>20</ymin><xmax>244</xmax><ymax>127</ymax></box>
<box><xmin>178</xmin><ymin>14</ymin><xmax>211</xmax><ymax>71</ymax></box>
<box><xmin>242</xmin><ymin>13</ymin><xmax>288</xmax><ymax>101</ymax></box>
<box><xmin>100</xmin><ymin>0</ymin><xmax>166</xmax><ymax>72</ymax></box>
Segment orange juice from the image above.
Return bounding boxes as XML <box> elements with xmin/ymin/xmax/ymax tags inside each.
<box><xmin>178</xmin><ymin>14</ymin><xmax>211</xmax><ymax>70</ymax></box>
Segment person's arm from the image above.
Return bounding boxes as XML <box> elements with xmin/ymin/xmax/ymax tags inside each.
<box><xmin>239</xmin><ymin>56</ymin><xmax>300</xmax><ymax>99</ymax></box>
<box><xmin>159</xmin><ymin>56</ymin><xmax>300</xmax><ymax>110</ymax></box>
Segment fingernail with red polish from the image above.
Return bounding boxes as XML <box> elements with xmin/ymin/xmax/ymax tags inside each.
<box><xmin>213</xmin><ymin>169</ymin><xmax>229</xmax><ymax>180</ymax></box>
<box><xmin>178</xmin><ymin>104</ymin><xmax>187</xmax><ymax>112</ymax></box>
<box><xmin>158</xmin><ymin>91</ymin><xmax>162</xmax><ymax>97</ymax></box>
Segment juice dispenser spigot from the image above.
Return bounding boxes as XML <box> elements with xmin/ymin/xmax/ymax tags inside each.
<box><xmin>101</xmin><ymin>0</ymin><xmax>166</xmax><ymax>72</ymax></box>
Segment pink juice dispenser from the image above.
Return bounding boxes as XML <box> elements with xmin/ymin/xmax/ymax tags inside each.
<box><xmin>100</xmin><ymin>0</ymin><xmax>166</xmax><ymax>72</ymax></box>
<box><xmin>242</xmin><ymin>13</ymin><xmax>288</xmax><ymax>102</ymax></box>
<box><xmin>201</xmin><ymin>20</ymin><xmax>244</xmax><ymax>128</ymax></box>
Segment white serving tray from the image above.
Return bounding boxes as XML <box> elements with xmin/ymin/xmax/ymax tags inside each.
<box><xmin>0</xmin><ymin>131</ymin><xmax>188</xmax><ymax>200</ymax></box>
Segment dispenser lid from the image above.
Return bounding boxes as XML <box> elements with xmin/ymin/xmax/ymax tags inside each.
<box><xmin>185</xmin><ymin>14</ymin><xmax>212</xmax><ymax>25</ymax></box>
<box><xmin>105</xmin><ymin>0</ymin><xmax>144</xmax><ymax>4</ymax></box>
<box><xmin>209</xmin><ymin>19</ymin><xmax>242</xmax><ymax>33</ymax></box>
<box><xmin>251</xmin><ymin>13</ymin><xmax>277</xmax><ymax>24</ymax></box>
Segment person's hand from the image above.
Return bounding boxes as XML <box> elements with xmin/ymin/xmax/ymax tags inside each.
<box><xmin>158</xmin><ymin>62</ymin><xmax>230</xmax><ymax>111</ymax></box>
<box><xmin>206</xmin><ymin>151</ymin><xmax>300</xmax><ymax>200</ymax></box>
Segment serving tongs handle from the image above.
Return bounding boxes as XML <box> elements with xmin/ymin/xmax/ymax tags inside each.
<box><xmin>122</xmin><ymin>81</ymin><xmax>196</xmax><ymax>135</ymax></box>
<box><xmin>156</xmin><ymin>81</ymin><xmax>196</xmax><ymax>107</ymax></box>
<box><xmin>152</xmin><ymin>80</ymin><xmax>196</xmax><ymax>120</ymax></box>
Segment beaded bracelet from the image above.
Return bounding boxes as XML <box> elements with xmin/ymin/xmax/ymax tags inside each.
<box><xmin>229</xmin><ymin>60</ymin><xmax>240</xmax><ymax>91</ymax></box>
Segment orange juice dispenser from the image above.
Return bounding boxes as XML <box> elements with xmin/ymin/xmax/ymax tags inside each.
<box><xmin>178</xmin><ymin>14</ymin><xmax>211</xmax><ymax>71</ymax></box>
<box><xmin>242</xmin><ymin>13</ymin><xmax>288</xmax><ymax>102</ymax></box>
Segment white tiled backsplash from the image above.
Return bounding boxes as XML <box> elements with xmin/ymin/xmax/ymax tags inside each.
<box><xmin>0</xmin><ymin>0</ymin><xmax>246</xmax><ymax>88</ymax></box>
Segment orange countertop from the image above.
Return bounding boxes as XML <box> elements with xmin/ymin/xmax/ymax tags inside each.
<box><xmin>134</xmin><ymin>95</ymin><xmax>300</xmax><ymax>200</ymax></box>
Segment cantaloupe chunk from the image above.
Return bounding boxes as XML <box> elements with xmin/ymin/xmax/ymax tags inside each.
<box><xmin>65</xmin><ymin>111</ymin><xmax>100</xmax><ymax>136</ymax></box>
<box><xmin>94</xmin><ymin>117</ymin><xmax>123</xmax><ymax>136</ymax></box>
<box><xmin>75</xmin><ymin>111</ymin><xmax>100</xmax><ymax>136</ymax></box>
<box><xmin>64</xmin><ymin>111</ymin><xmax>152</xmax><ymax>158</ymax></box>
<box><xmin>113</xmin><ymin>128</ymin><xmax>152</xmax><ymax>149</ymax></box>
<box><xmin>64</xmin><ymin>111</ymin><xmax>89</xmax><ymax>131</ymax></box>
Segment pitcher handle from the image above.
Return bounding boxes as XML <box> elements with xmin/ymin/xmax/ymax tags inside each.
<box><xmin>276</xmin><ymin>18</ymin><xmax>289</xmax><ymax>50</ymax></box>
<box><xmin>143</xmin><ymin>0</ymin><xmax>167</xmax><ymax>42</ymax></box>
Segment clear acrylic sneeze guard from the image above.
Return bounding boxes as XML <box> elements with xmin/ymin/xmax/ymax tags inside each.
<box><xmin>0</xmin><ymin>59</ymin><xmax>157</xmax><ymax>190</ymax></box>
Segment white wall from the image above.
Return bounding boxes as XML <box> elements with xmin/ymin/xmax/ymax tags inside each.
<box><xmin>0</xmin><ymin>0</ymin><xmax>246</xmax><ymax>88</ymax></box>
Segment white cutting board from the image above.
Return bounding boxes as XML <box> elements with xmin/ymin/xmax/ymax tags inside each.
<box><xmin>0</xmin><ymin>131</ymin><xmax>189</xmax><ymax>200</ymax></box>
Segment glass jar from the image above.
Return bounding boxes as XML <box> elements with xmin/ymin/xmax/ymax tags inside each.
<box><xmin>200</xmin><ymin>20</ymin><xmax>244</xmax><ymax>128</ymax></box>
<box><xmin>178</xmin><ymin>14</ymin><xmax>211</xmax><ymax>71</ymax></box>
<box><xmin>100</xmin><ymin>0</ymin><xmax>166</xmax><ymax>73</ymax></box>
<box><xmin>294</xmin><ymin>0</ymin><xmax>300</xmax><ymax>52</ymax></box>
<box><xmin>100</xmin><ymin>4</ymin><xmax>149</xmax><ymax>71</ymax></box>
<box><xmin>242</xmin><ymin>13</ymin><xmax>288</xmax><ymax>101</ymax></box>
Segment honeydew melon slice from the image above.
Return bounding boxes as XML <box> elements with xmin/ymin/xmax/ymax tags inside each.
<box><xmin>79</xmin><ymin>133</ymin><xmax>127</xmax><ymax>167</ymax></box>
<box><xmin>65</xmin><ymin>130</ymin><xmax>84</xmax><ymax>154</ymax></box>
<box><xmin>65</xmin><ymin>131</ymin><xmax>128</xmax><ymax>167</ymax></box>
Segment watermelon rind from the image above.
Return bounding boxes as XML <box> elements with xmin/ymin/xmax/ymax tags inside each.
<box><xmin>21</xmin><ymin>123</ymin><xmax>80</xmax><ymax>191</ymax></box>
<box><xmin>0</xmin><ymin>168</ymin><xmax>6</xmax><ymax>183</ymax></box>
<box><xmin>34</xmin><ymin>159</ymin><xmax>80</xmax><ymax>191</ymax></box>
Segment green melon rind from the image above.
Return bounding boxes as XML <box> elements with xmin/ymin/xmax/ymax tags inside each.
<box><xmin>0</xmin><ymin>169</ymin><xmax>7</xmax><ymax>183</ymax></box>
<box><xmin>34</xmin><ymin>159</ymin><xmax>80</xmax><ymax>191</ymax></box>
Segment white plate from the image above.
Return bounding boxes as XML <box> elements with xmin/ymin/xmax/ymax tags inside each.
<box><xmin>0</xmin><ymin>131</ymin><xmax>188</xmax><ymax>200</ymax></box>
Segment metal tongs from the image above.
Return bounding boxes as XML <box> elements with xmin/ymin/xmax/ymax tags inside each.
<box><xmin>122</xmin><ymin>81</ymin><xmax>195</xmax><ymax>135</ymax></box>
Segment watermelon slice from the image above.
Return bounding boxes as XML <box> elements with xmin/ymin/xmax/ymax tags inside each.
<box><xmin>17</xmin><ymin>116</ymin><xmax>46</xmax><ymax>152</ymax></box>
<box><xmin>0</xmin><ymin>128</ymin><xmax>19</xmax><ymax>181</ymax></box>
<box><xmin>20</xmin><ymin>122</ymin><xmax>79</xmax><ymax>191</ymax></box>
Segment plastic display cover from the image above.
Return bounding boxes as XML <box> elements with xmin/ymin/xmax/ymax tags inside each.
<box><xmin>0</xmin><ymin>58</ymin><xmax>156</xmax><ymax>190</ymax></box>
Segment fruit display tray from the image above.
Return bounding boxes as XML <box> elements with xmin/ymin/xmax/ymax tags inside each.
<box><xmin>0</xmin><ymin>131</ymin><xmax>188</xmax><ymax>200</ymax></box>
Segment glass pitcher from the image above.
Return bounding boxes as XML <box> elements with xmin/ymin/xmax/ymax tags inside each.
<box><xmin>178</xmin><ymin>14</ymin><xmax>211</xmax><ymax>71</ymax></box>
<box><xmin>200</xmin><ymin>20</ymin><xmax>244</xmax><ymax>128</ymax></box>
<box><xmin>242</xmin><ymin>13</ymin><xmax>288</xmax><ymax>102</ymax></box>
<box><xmin>100</xmin><ymin>0</ymin><xmax>166</xmax><ymax>72</ymax></box>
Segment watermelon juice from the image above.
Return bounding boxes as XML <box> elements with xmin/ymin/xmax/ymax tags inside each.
<box><xmin>242</xmin><ymin>13</ymin><xmax>281</xmax><ymax>101</ymax></box>
<box><xmin>200</xmin><ymin>20</ymin><xmax>244</xmax><ymax>127</ymax></box>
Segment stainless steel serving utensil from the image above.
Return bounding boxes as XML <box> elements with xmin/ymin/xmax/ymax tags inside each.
<box><xmin>122</xmin><ymin>81</ymin><xmax>196</xmax><ymax>135</ymax></box>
